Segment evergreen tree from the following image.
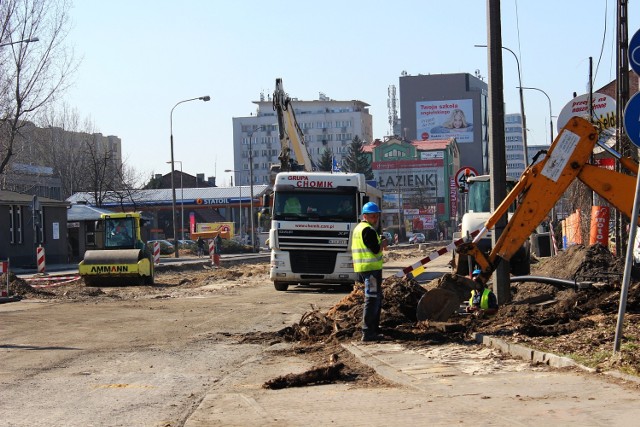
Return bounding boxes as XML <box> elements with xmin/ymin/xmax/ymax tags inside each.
<box><xmin>343</xmin><ymin>136</ymin><xmax>373</xmax><ymax>179</ymax></box>
<box><xmin>317</xmin><ymin>148</ymin><xmax>333</xmax><ymax>172</ymax></box>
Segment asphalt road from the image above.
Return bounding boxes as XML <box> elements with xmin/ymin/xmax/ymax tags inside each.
<box><xmin>3</xmin><ymin>249</ymin><xmax>640</xmax><ymax>426</ymax></box>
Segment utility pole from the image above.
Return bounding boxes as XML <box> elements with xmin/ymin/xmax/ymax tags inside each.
<box><xmin>486</xmin><ymin>0</ymin><xmax>511</xmax><ymax>304</ymax></box>
<box><xmin>616</xmin><ymin>0</ymin><xmax>630</xmax><ymax>259</ymax></box>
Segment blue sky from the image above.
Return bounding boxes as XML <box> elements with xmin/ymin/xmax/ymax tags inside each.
<box><xmin>63</xmin><ymin>0</ymin><xmax>636</xmax><ymax>186</ymax></box>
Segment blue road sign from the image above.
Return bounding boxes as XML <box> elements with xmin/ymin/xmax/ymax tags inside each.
<box><xmin>624</xmin><ymin>92</ymin><xmax>640</xmax><ymax>148</ymax></box>
<box><xmin>631</xmin><ymin>29</ymin><xmax>640</xmax><ymax>75</ymax></box>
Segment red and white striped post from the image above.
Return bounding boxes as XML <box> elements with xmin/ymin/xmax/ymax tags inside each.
<box><xmin>208</xmin><ymin>240</ymin><xmax>215</xmax><ymax>266</ymax></box>
<box><xmin>1</xmin><ymin>259</ymin><xmax>9</xmax><ymax>297</ymax></box>
<box><xmin>153</xmin><ymin>241</ymin><xmax>161</xmax><ymax>265</ymax></box>
<box><xmin>36</xmin><ymin>245</ymin><xmax>46</xmax><ymax>274</ymax></box>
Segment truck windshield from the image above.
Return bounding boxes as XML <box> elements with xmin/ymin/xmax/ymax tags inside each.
<box><xmin>467</xmin><ymin>180</ymin><xmax>517</xmax><ymax>213</ymax></box>
<box><xmin>273</xmin><ymin>192</ymin><xmax>357</xmax><ymax>222</ymax></box>
<box><xmin>104</xmin><ymin>217</ymin><xmax>136</xmax><ymax>248</ymax></box>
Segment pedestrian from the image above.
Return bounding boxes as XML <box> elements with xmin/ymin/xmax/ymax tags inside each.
<box><xmin>213</xmin><ymin>234</ymin><xmax>223</xmax><ymax>268</ymax></box>
<box><xmin>351</xmin><ymin>201</ymin><xmax>388</xmax><ymax>342</ymax></box>
<box><xmin>196</xmin><ymin>237</ymin><xmax>206</xmax><ymax>258</ymax></box>
<box><xmin>466</xmin><ymin>269</ymin><xmax>499</xmax><ymax>317</ymax></box>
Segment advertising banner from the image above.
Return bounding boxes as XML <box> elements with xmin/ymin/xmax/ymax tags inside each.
<box><xmin>557</xmin><ymin>92</ymin><xmax>616</xmax><ymax>149</ymax></box>
<box><xmin>416</xmin><ymin>99</ymin><xmax>474</xmax><ymax>143</ymax></box>
<box><xmin>196</xmin><ymin>222</ymin><xmax>235</xmax><ymax>236</ymax></box>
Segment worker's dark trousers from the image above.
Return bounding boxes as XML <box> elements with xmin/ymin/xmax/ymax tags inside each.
<box><xmin>359</xmin><ymin>269</ymin><xmax>383</xmax><ymax>338</ymax></box>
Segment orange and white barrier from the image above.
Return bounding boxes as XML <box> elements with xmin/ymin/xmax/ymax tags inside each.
<box><xmin>395</xmin><ymin>228</ymin><xmax>482</xmax><ymax>278</ymax></box>
<box><xmin>209</xmin><ymin>240</ymin><xmax>220</xmax><ymax>267</ymax></box>
<box><xmin>36</xmin><ymin>245</ymin><xmax>46</xmax><ymax>274</ymax></box>
<box><xmin>153</xmin><ymin>241</ymin><xmax>160</xmax><ymax>265</ymax></box>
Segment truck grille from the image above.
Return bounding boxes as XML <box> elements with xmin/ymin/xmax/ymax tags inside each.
<box><xmin>289</xmin><ymin>250</ymin><xmax>338</xmax><ymax>274</ymax></box>
<box><xmin>277</xmin><ymin>229</ymin><xmax>350</xmax><ymax>251</ymax></box>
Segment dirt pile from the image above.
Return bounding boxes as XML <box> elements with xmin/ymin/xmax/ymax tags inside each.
<box><xmin>468</xmin><ymin>244</ymin><xmax>640</xmax><ymax>374</ymax></box>
<box><xmin>532</xmin><ymin>243</ymin><xmax>625</xmax><ymax>281</ymax></box>
<box><xmin>270</xmin><ymin>276</ymin><xmax>429</xmax><ymax>343</ymax></box>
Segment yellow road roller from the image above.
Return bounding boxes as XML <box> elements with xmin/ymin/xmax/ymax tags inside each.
<box><xmin>79</xmin><ymin>212</ymin><xmax>154</xmax><ymax>286</ymax></box>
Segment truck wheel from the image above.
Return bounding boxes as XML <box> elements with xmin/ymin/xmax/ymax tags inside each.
<box><xmin>274</xmin><ymin>281</ymin><xmax>289</xmax><ymax>291</ymax></box>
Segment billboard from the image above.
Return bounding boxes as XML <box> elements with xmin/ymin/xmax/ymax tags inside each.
<box><xmin>557</xmin><ymin>92</ymin><xmax>616</xmax><ymax>149</ymax></box>
<box><xmin>416</xmin><ymin>99</ymin><xmax>474</xmax><ymax>143</ymax></box>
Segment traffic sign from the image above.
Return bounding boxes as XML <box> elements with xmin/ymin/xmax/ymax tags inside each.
<box><xmin>455</xmin><ymin>166</ymin><xmax>478</xmax><ymax>191</ymax></box>
<box><xmin>629</xmin><ymin>29</ymin><xmax>640</xmax><ymax>75</ymax></box>
<box><xmin>624</xmin><ymin>92</ymin><xmax>640</xmax><ymax>148</ymax></box>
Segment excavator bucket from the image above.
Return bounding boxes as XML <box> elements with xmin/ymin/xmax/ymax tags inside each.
<box><xmin>416</xmin><ymin>273</ymin><xmax>479</xmax><ymax>321</ymax></box>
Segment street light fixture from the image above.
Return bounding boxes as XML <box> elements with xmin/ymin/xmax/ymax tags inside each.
<box><xmin>0</xmin><ymin>37</ymin><xmax>39</xmax><ymax>48</ymax></box>
<box><xmin>170</xmin><ymin>95</ymin><xmax>210</xmax><ymax>258</ymax></box>
<box><xmin>518</xmin><ymin>86</ymin><xmax>554</xmax><ymax>145</ymax></box>
<box><xmin>224</xmin><ymin>169</ymin><xmax>242</xmax><ymax>243</ymax></box>
<box><xmin>166</xmin><ymin>160</ymin><xmax>185</xmax><ymax>240</ymax></box>
<box><xmin>475</xmin><ymin>44</ymin><xmax>528</xmax><ymax>163</ymax></box>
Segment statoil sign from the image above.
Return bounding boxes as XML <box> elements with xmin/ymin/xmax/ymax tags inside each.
<box><xmin>196</xmin><ymin>198</ymin><xmax>229</xmax><ymax>205</ymax></box>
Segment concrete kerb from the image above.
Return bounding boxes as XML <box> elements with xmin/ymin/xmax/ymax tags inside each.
<box><xmin>471</xmin><ymin>332</ymin><xmax>586</xmax><ymax>370</ymax></box>
<box><xmin>343</xmin><ymin>333</ymin><xmax>640</xmax><ymax>389</ymax></box>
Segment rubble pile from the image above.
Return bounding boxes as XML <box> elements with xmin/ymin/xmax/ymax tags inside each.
<box><xmin>1</xmin><ymin>273</ymin><xmax>38</xmax><ymax>297</ymax></box>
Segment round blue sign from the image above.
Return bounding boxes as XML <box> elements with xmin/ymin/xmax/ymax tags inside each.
<box><xmin>624</xmin><ymin>92</ymin><xmax>640</xmax><ymax>148</ymax></box>
<box><xmin>631</xmin><ymin>29</ymin><xmax>640</xmax><ymax>75</ymax></box>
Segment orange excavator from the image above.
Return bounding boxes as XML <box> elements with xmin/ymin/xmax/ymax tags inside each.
<box><xmin>419</xmin><ymin>116</ymin><xmax>639</xmax><ymax>321</ymax></box>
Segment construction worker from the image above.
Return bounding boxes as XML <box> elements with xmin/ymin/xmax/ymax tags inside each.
<box><xmin>283</xmin><ymin>197</ymin><xmax>301</xmax><ymax>214</ymax></box>
<box><xmin>351</xmin><ymin>202</ymin><xmax>388</xmax><ymax>342</ymax></box>
<box><xmin>467</xmin><ymin>269</ymin><xmax>499</xmax><ymax>316</ymax></box>
<box><xmin>213</xmin><ymin>234</ymin><xmax>222</xmax><ymax>268</ymax></box>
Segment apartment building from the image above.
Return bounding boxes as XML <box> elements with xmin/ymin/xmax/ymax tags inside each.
<box><xmin>231</xmin><ymin>94</ymin><xmax>373</xmax><ymax>185</ymax></box>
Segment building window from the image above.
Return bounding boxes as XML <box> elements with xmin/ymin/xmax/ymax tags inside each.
<box><xmin>9</xmin><ymin>205</ymin><xmax>23</xmax><ymax>244</ymax></box>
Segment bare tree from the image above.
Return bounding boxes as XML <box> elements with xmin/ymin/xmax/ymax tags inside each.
<box><xmin>0</xmin><ymin>0</ymin><xmax>75</xmax><ymax>177</ymax></box>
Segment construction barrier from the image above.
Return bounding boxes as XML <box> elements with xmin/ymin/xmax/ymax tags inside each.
<box><xmin>153</xmin><ymin>241</ymin><xmax>160</xmax><ymax>265</ymax></box>
<box><xmin>209</xmin><ymin>240</ymin><xmax>220</xmax><ymax>267</ymax></box>
<box><xmin>25</xmin><ymin>275</ymin><xmax>82</xmax><ymax>288</ymax></box>
<box><xmin>1</xmin><ymin>260</ymin><xmax>8</xmax><ymax>297</ymax></box>
<box><xmin>36</xmin><ymin>245</ymin><xmax>46</xmax><ymax>274</ymax></box>
<box><xmin>395</xmin><ymin>228</ymin><xmax>482</xmax><ymax>278</ymax></box>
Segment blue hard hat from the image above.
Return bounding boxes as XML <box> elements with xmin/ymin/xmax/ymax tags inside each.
<box><xmin>362</xmin><ymin>202</ymin><xmax>381</xmax><ymax>214</ymax></box>
<box><xmin>472</xmin><ymin>269</ymin><xmax>481</xmax><ymax>276</ymax></box>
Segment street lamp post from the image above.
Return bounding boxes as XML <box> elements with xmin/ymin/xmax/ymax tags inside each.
<box><xmin>170</xmin><ymin>95</ymin><xmax>210</xmax><ymax>258</ymax></box>
<box><xmin>224</xmin><ymin>169</ymin><xmax>242</xmax><ymax>243</ymax></box>
<box><xmin>519</xmin><ymin>86</ymin><xmax>554</xmax><ymax>144</ymax></box>
<box><xmin>475</xmin><ymin>44</ymin><xmax>528</xmax><ymax>164</ymax></box>
<box><xmin>246</xmin><ymin>125</ymin><xmax>270</xmax><ymax>252</ymax></box>
<box><xmin>519</xmin><ymin>86</ymin><xmax>555</xmax><ymax>257</ymax></box>
<box><xmin>0</xmin><ymin>37</ymin><xmax>39</xmax><ymax>48</ymax></box>
<box><xmin>166</xmin><ymin>160</ymin><xmax>185</xmax><ymax>240</ymax></box>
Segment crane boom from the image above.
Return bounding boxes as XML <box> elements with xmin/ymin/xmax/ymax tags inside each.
<box><xmin>272</xmin><ymin>78</ymin><xmax>314</xmax><ymax>172</ymax></box>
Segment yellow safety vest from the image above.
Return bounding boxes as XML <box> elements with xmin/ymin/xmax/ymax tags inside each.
<box><xmin>351</xmin><ymin>221</ymin><xmax>383</xmax><ymax>272</ymax></box>
<box><xmin>469</xmin><ymin>289</ymin><xmax>491</xmax><ymax>310</ymax></box>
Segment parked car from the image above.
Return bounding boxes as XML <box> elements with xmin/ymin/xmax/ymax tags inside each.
<box><xmin>409</xmin><ymin>233</ymin><xmax>426</xmax><ymax>244</ymax></box>
<box><xmin>382</xmin><ymin>231</ymin><xmax>394</xmax><ymax>246</ymax></box>
<box><xmin>146</xmin><ymin>239</ymin><xmax>175</xmax><ymax>255</ymax></box>
<box><xmin>177</xmin><ymin>239</ymin><xmax>196</xmax><ymax>249</ymax></box>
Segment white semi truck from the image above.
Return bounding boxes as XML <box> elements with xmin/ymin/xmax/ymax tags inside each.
<box><xmin>268</xmin><ymin>172</ymin><xmax>382</xmax><ymax>291</ymax></box>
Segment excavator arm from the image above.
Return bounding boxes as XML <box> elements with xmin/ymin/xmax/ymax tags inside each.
<box><xmin>272</xmin><ymin>78</ymin><xmax>314</xmax><ymax>172</ymax></box>
<box><xmin>417</xmin><ymin>117</ymin><xmax>639</xmax><ymax>322</ymax></box>
<box><xmin>460</xmin><ymin>117</ymin><xmax>639</xmax><ymax>286</ymax></box>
